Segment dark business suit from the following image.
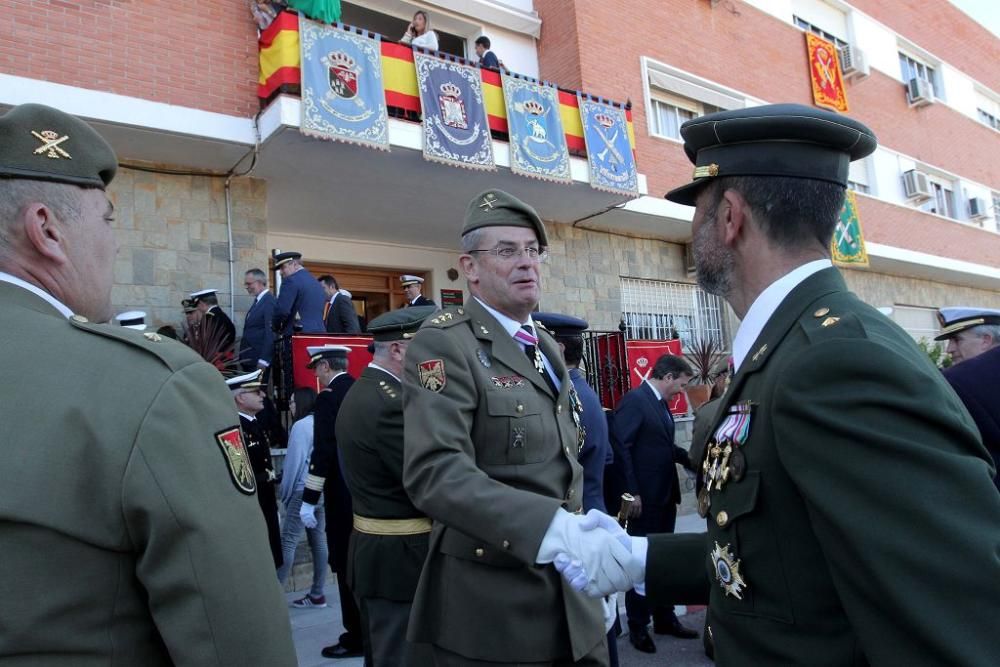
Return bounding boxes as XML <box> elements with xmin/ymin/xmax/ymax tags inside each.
<box><xmin>239</xmin><ymin>291</ymin><xmax>276</xmax><ymax>372</ymax></box>
<box><xmin>612</xmin><ymin>381</ymin><xmax>689</xmax><ymax>633</ymax></box>
<box><xmin>944</xmin><ymin>345</ymin><xmax>1000</xmax><ymax>491</ymax></box>
<box><xmin>304</xmin><ymin>373</ymin><xmax>363</xmax><ymax>651</ymax></box>
<box><xmin>325</xmin><ymin>293</ymin><xmax>361</xmax><ymax>334</ymax></box>
<box><xmin>644</xmin><ymin>268</ymin><xmax>1000</xmax><ymax>665</ymax></box>
<box><xmin>276</xmin><ymin>268</ymin><xmax>326</xmax><ymax>335</ymax></box>
<box><xmin>407</xmin><ymin>295</ymin><xmax>436</xmax><ymax>308</ymax></box>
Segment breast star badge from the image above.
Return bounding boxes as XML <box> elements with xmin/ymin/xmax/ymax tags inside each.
<box><xmin>711</xmin><ymin>541</ymin><xmax>747</xmax><ymax>599</ymax></box>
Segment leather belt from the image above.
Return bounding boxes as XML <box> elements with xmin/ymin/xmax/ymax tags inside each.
<box><xmin>353</xmin><ymin>514</ymin><xmax>432</xmax><ymax>535</ymax></box>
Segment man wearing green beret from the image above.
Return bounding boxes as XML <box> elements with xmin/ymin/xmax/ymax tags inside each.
<box><xmin>0</xmin><ymin>103</ymin><xmax>296</xmax><ymax>664</ymax></box>
<box><xmin>336</xmin><ymin>306</ymin><xmax>437</xmax><ymax>666</ymax></box>
<box><xmin>553</xmin><ymin>104</ymin><xmax>1000</xmax><ymax>666</ymax></box>
<box><xmin>401</xmin><ymin>189</ymin><xmax>639</xmax><ymax>665</ymax></box>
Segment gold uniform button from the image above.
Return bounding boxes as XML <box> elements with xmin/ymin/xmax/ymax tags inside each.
<box><xmin>716</xmin><ymin>511</ymin><xmax>729</xmax><ymax>527</ymax></box>
<box><xmin>565</xmin><ymin>446</ymin><xmax>572</xmax><ymax>456</ymax></box>
<box><xmin>502</xmin><ymin>540</ymin><xmax>510</xmax><ymax>549</ymax></box>
<box><xmin>814</xmin><ymin>307</ymin><xmax>830</xmax><ymax>318</ymax></box>
<box><xmin>474</xmin><ymin>548</ymin><xmax>485</xmax><ymax>557</ymax></box>
<box><xmin>70</xmin><ymin>315</ymin><xmax>89</xmax><ymax>323</ymax></box>
<box><xmin>516</xmin><ymin>404</ymin><xmax>524</xmax><ymax>413</ymax></box>
<box><xmin>457</xmin><ymin>308</ymin><xmax>465</xmax><ymax>315</ymax></box>
<box><xmin>557</xmin><ymin>405</ymin><xmax>563</xmax><ymax>414</ymax></box>
<box><xmin>567</xmin><ymin>488</ymin><xmax>575</xmax><ymax>499</ymax></box>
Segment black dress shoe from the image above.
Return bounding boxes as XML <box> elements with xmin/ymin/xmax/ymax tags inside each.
<box><xmin>653</xmin><ymin>618</ymin><xmax>699</xmax><ymax>639</ymax></box>
<box><xmin>321</xmin><ymin>642</ymin><xmax>364</xmax><ymax>659</ymax></box>
<box><xmin>629</xmin><ymin>629</ymin><xmax>657</xmax><ymax>653</ymax></box>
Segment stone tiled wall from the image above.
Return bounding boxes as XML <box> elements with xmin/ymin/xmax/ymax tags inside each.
<box><xmin>843</xmin><ymin>268</ymin><xmax>1000</xmax><ymax>311</ymax></box>
<box><xmin>108</xmin><ymin>168</ymin><xmax>270</xmax><ymax>334</ymax></box>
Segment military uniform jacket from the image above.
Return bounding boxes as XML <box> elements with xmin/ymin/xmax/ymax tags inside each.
<box><xmin>944</xmin><ymin>345</ymin><xmax>1000</xmax><ymax>491</ymax></box>
<box><xmin>276</xmin><ymin>267</ymin><xmax>326</xmax><ymax>334</ymax></box>
<box><xmin>407</xmin><ymin>294</ymin><xmax>436</xmax><ymax>308</ymax></box>
<box><xmin>0</xmin><ymin>281</ymin><xmax>296</xmax><ymax>666</ymax></box>
<box><xmin>402</xmin><ymin>299</ymin><xmax>604</xmax><ymax>663</ymax></box>
<box><xmin>240</xmin><ymin>414</ymin><xmax>282</xmax><ymax>567</ymax></box>
<box><xmin>205</xmin><ymin>304</ymin><xmax>236</xmax><ymax>352</ymax></box>
<box><xmin>337</xmin><ymin>366</ymin><xmax>429</xmax><ymax>601</ymax></box>
<box><xmin>570</xmin><ymin>368</ymin><xmax>610</xmax><ymax>513</ymax></box>
<box><xmin>303</xmin><ymin>373</ymin><xmax>355</xmax><ymax>507</ymax></box>
<box><xmin>644</xmin><ymin>268</ymin><xmax>1000</xmax><ymax>666</ymax></box>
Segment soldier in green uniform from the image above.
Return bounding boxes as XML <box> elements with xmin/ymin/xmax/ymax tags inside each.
<box><xmin>336</xmin><ymin>306</ymin><xmax>437</xmax><ymax>666</ymax></box>
<box><xmin>401</xmin><ymin>189</ymin><xmax>640</xmax><ymax>666</ymax></box>
<box><xmin>554</xmin><ymin>104</ymin><xmax>1000</xmax><ymax>666</ymax></box>
<box><xmin>0</xmin><ymin>103</ymin><xmax>296</xmax><ymax>665</ymax></box>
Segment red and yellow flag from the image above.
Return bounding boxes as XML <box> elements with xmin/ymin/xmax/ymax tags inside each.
<box><xmin>805</xmin><ymin>33</ymin><xmax>849</xmax><ymax>113</ymax></box>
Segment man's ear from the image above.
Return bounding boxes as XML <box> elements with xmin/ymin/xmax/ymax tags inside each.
<box><xmin>459</xmin><ymin>254</ymin><xmax>479</xmax><ymax>283</ymax></box>
<box><xmin>720</xmin><ymin>189</ymin><xmax>748</xmax><ymax>247</ymax></box>
<box><xmin>22</xmin><ymin>203</ymin><xmax>69</xmax><ymax>264</ymax></box>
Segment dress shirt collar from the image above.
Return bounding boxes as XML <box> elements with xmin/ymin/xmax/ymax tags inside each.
<box><xmin>644</xmin><ymin>378</ymin><xmax>663</xmax><ymax>401</ymax></box>
<box><xmin>369</xmin><ymin>362</ymin><xmax>400</xmax><ymax>383</ymax></box>
<box><xmin>474</xmin><ymin>296</ymin><xmax>537</xmax><ymax>340</ymax></box>
<box><xmin>732</xmin><ymin>259</ymin><xmax>832</xmax><ymax>372</ymax></box>
<box><xmin>238</xmin><ymin>412</ymin><xmax>256</xmax><ymax>421</ymax></box>
<box><xmin>0</xmin><ymin>271</ymin><xmax>74</xmax><ymax>318</ymax></box>
<box><xmin>255</xmin><ymin>290</ymin><xmax>268</xmax><ymax>303</ymax></box>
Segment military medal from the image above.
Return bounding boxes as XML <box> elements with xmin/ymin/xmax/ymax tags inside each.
<box><xmin>710</xmin><ymin>541</ymin><xmax>748</xmax><ymax>599</ymax></box>
<box><xmin>476</xmin><ymin>348</ymin><xmax>491</xmax><ymax>368</ymax></box>
<box><xmin>697</xmin><ymin>487</ymin><xmax>711</xmax><ymax>518</ymax></box>
<box><xmin>568</xmin><ymin>386</ymin><xmax>586</xmax><ymax>452</ymax></box>
<box><xmin>703</xmin><ymin>401</ymin><xmax>753</xmax><ymax>492</ymax></box>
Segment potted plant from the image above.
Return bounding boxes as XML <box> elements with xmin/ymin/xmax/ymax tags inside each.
<box><xmin>684</xmin><ymin>335</ymin><xmax>724</xmax><ymax>409</ymax></box>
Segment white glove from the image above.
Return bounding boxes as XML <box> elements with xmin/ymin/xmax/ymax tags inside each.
<box><xmin>537</xmin><ymin>509</ymin><xmax>643</xmax><ymax>597</ymax></box>
<box><xmin>299</xmin><ymin>502</ymin><xmax>318</xmax><ymax>529</ymax></box>
<box><xmin>602</xmin><ymin>593</ymin><xmax>619</xmax><ymax>633</ymax></box>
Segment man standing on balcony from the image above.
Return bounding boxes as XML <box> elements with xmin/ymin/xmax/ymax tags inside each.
<box><xmin>402</xmin><ymin>189</ymin><xmax>639</xmax><ymax>665</ymax></box>
<box><xmin>0</xmin><ymin>102</ymin><xmax>296</xmax><ymax>665</ymax></box>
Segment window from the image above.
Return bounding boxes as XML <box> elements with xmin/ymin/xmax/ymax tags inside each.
<box><xmin>898</xmin><ymin>52</ymin><xmax>938</xmax><ymax>97</ymax></box>
<box><xmin>794</xmin><ymin>15</ymin><xmax>847</xmax><ymax>49</ymax></box>
<box><xmin>648</xmin><ymin>93</ymin><xmax>719</xmax><ymax>140</ymax></box>
<box><xmin>891</xmin><ymin>305</ymin><xmax>941</xmax><ymax>344</ymax></box>
<box><xmin>642</xmin><ymin>58</ymin><xmax>746</xmax><ymax>141</ymax></box>
<box><xmin>620</xmin><ymin>278</ymin><xmax>732</xmax><ymax>349</ymax></box>
<box><xmin>920</xmin><ymin>179</ymin><xmax>956</xmax><ymax>218</ymax></box>
<box><xmin>847</xmin><ymin>158</ymin><xmax>871</xmax><ymax>195</ymax></box>
<box><xmin>979</xmin><ymin>109</ymin><xmax>999</xmax><ymax>130</ymax></box>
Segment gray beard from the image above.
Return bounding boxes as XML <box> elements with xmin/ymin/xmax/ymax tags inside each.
<box><xmin>693</xmin><ymin>211</ymin><xmax>734</xmax><ymax>298</ymax></box>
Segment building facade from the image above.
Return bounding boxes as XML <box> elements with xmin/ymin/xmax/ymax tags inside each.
<box><xmin>2</xmin><ymin>0</ymin><xmax>998</xmax><ymax>353</ymax></box>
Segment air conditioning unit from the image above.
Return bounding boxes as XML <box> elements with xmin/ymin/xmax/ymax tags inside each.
<box><xmin>838</xmin><ymin>45</ymin><xmax>870</xmax><ymax>80</ymax></box>
<box><xmin>684</xmin><ymin>243</ymin><xmax>697</xmax><ymax>274</ymax></box>
<box><xmin>902</xmin><ymin>169</ymin><xmax>932</xmax><ymax>201</ymax></box>
<box><xmin>907</xmin><ymin>77</ymin><xmax>934</xmax><ymax>107</ymax></box>
<box><xmin>968</xmin><ymin>197</ymin><xmax>989</xmax><ymax>219</ymax></box>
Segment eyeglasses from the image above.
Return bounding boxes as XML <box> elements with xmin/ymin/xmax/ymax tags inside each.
<box><xmin>469</xmin><ymin>246</ymin><xmax>549</xmax><ymax>262</ymax></box>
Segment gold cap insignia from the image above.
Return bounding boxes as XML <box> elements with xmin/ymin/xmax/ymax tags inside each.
<box><xmin>751</xmin><ymin>343</ymin><xmax>768</xmax><ymax>363</ymax></box>
<box><xmin>32</xmin><ymin>130</ymin><xmax>72</xmax><ymax>159</ymax></box>
<box><xmin>821</xmin><ymin>316</ymin><xmax>841</xmax><ymax>327</ymax></box>
<box><xmin>143</xmin><ymin>332</ymin><xmax>163</xmax><ymax>342</ymax></box>
<box><xmin>693</xmin><ymin>163</ymin><xmax>720</xmax><ymax>179</ymax></box>
<box><xmin>479</xmin><ymin>193</ymin><xmax>498</xmax><ymax>210</ymax></box>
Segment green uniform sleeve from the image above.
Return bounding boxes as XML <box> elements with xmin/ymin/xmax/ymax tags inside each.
<box><xmin>645</xmin><ymin>532</ymin><xmax>711</xmax><ymax>605</ymax></box>
<box><xmin>122</xmin><ymin>362</ymin><xmax>297</xmax><ymax>667</ymax></box>
<box><xmin>403</xmin><ymin>326</ymin><xmax>563</xmax><ymax>564</ymax></box>
<box><xmin>773</xmin><ymin>338</ymin><xmax>1000</xmax><ymax>667</ymax></box>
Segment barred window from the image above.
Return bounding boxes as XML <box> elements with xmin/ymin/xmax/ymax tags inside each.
<box><xmin>620</xmin><ymin>278</ymin><xmax>732</xmax><ymax>349</ymax></box>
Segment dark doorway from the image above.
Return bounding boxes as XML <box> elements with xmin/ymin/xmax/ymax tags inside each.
<box><xmin>341</xmin><ymin>2</ymin><xmax>467</xmax><ymax>58</ymax></box>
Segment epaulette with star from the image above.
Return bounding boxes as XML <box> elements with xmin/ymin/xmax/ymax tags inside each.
<box><xmin>423</xmin><ymin>306</ymin><xmax>469</xmax><ymax>329</ymax></box>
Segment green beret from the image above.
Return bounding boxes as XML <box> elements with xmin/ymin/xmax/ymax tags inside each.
<box><xmin>665</xmin><ymin>104</ymin><xmax>877</xmax><ymax>206</ymax></box>
<box><xmin>0</xmin><ymin>103</ymin><xmax>117</xmax><ymax>189</ymax></box>
<box><xmin>368</xmin><ymin>306</ymin><xmax>437</xmax><ymax>342</ymax></box>
<box><xmin>462</xmin><ymin>189</ymin><xmax>548</xmax><ymax>246</ymax></box>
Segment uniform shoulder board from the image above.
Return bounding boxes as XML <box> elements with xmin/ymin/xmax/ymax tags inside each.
<box><xmin>535</xmin><ymin>321</ymin><xmax>553</xmax><ymax>335</ymax></box>
<box><xmin>377</xmin><ymin>381</ymin><xmax>400</xmax><ymax>401</ymax></box>
<box><xmin>799</xmin><ymin>302</ymin><xmax>865</xmax><ymax>342</ymax></box>
<box><xmin>68</xmin><ymin>316</ymin><xmax>204</xmax><ymax>372</ymax></box>
<box><xmin>423</xmin><ymin>306</ymin><xmax>469</xmax><ymax>329</ymax></box>
<box><xmin>206</xmin><ymin>310</ymin><xmax>216</xmax><ymax>318</ymax></box>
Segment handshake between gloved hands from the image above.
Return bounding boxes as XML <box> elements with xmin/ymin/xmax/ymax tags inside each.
<box><xmin>536</xmin><ymin>508</ymin><xmax>647</xmax><ymax>597</ymax></box>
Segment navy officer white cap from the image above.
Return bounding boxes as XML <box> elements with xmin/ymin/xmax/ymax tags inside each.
<box><xmin>115</xmin><ymin>310</ymin><xmax>147</xmax><ymax>331</ymax></box>
<box><xmin>400</xmin><ymin>275</ymin><xmax>424</xmax><ymax>286</ymax></box>
<box><xmin>225</xmin><ymin>369</ymin><xmax>264</xmax><ymax>391</ymax></box>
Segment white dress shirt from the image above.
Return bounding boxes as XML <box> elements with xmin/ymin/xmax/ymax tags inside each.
<box><xmin>0</xmin><ymin>271</ymin><xmax>74</xmax><ymax>318</ymax></box>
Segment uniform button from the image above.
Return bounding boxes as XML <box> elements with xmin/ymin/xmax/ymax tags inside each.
<box><xmin>475</xmin><ymin>548</ymin><xmax>485</xmax><ymax>557</ymax></box>
<box><xmin>502</xmin><ymin>540</ymin><xmax>510</xmax><ymax>550</ymax></box>
<box><xmin>516</xmin><ymin>404</ymin><xmax>524</xmax><ymax>413</ymax></box>
<box><xmin>716</xmin><ymin>511</ymin><xmax>729</xmax><ymax>527</ymax></box>
<box><xmin>457</xmin><ymin>308</ymin><xmax>464</xmax><ymax>315</ymax></box>
<box><xmin>70</xmin><ymin>314</ymin><xmax>89</xmax><ymax>323</ymax></box>
<box><xmin>565</xmin><ymin>446</ymin><xmax>571</xmax><ymax>455</ymax></box>
<box><xmin>557</xmin><ymin>405</ymin><xmax>563</xmax><ymax>414</ymax></box>
<box><xmin>814</xmin><ymin>307</ymin><xmax>830</xmax><ymax>317</ymax></box>
<box><xmin>567</xmin><ymin>488</ymin><xmax>575</xmax><ymax>499</ymax></box>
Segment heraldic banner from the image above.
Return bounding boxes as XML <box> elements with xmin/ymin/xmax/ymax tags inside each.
<box><xmin>501</xmin><ymin>73</ymin><xmax>571</xmax><ymax>183</ymax></box>
<box><xmin>831</xmin><ymin>190</ymin><xmax>869</xmax><ymax>266</ymax></box>
<box><xmin>414</xmin><ymin>51</ymin><xmax>495</xmax><ymax>170</ymax></box>
<box><xmin>300</xmin><ymin>18</ymin><xmax>389</xmax><ymax>150</ymax></box>
<box><xmin>805</xmin><ymin>32</ymin><xmax>849</xmax><ymax>113</ymax></box>
<box><xmin>578</xmin><ymin>94</ymin><xmax>639</xmax><ymax>197</ymax></box>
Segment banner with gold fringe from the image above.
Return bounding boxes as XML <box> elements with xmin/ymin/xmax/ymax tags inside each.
<box><xmin>832</xmin><ymin>190</ymin><xmax>868</xmax><ymax>266</ymax></box>
<box><xmin>578</xmin><ymin>94</ymin><xmax>638</xmax><ymax>196</ymax></box>
<box><xmin>806</xmin><ymin>33</ymin><xmax>849</xmax><ymax>113</ymax></box>
<box><xmin>501</xmin><ymin>72</ymin><xmax>571</xmax><ymax>183</ymax></box>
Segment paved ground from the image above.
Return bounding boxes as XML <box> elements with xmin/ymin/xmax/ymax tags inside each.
<box><xmin>286</xmin><ymin>511</ymin><xmax>713</xmax><ymax>666</ymax></box>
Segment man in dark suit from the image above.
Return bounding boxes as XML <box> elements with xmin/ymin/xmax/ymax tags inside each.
<box><xmin>400</xmin><ymin>274</ymin><xmax>436</xmax><ymax>308</ymax></box>
<box><xmin>555</xmin><ymin>104</ymin><xmax>1000</xmax><ymax>666</ymax></box>
<box><xmin>612</xmin><ymin>354</ymin><xmax>695</xmax><ymax>652</ymax></box>
<box><xmin>239</xmin><ymin>268</ymin><xmax>276</xmax><ymax>373</ymax></box>
<box><xmin>229</xmin><ymin>370</ymin><xmax>282</xmax><ymax>568</ymax></box>
<box><xmin>299</xmin><ymin>345</ymin><xmax>364</xmax><ymax>660</ymax></box>
<box><xmin>274</xmin><ymin>251</ymin><xmax>326</xmax><ymax>334</ymax></box>
<box><xmin>190</xmin><ymin>288</ymin><xmax>235</xmax><ymax>352</ymax></box>
<box><xmin>320</xmin><ymin>274</ymin><xmax>361</xmax><ymax>333</ymax></box>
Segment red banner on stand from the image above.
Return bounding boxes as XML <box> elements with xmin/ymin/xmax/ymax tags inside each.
<box><xmin>290</xmin><ymin>334</ymin><xmax>374</xmax><ymax>391</ymax></box>
<box><xmin>624</xmin><ymin>340</ymin><xmax>689</xmax><ymax>416</ymax></box>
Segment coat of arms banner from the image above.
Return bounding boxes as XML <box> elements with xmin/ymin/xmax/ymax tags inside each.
<box><xmin>413</xmin><ymin>51</ymin><xmax>495</xmax><ymax>170</ymax></box>
<box><xmin>501</xmin><ymin>73</ymin><xmax>571</xmax><ymax>183</ymax></box>
<box><xmin>578</xmin><ymin>94</ymin><xmax>638</xmax><ymax>196</ymax></box>
<box><xmin>300</xmin><ymin>19</ymin><xmax>389</xmax><ymax>150</ymax></box>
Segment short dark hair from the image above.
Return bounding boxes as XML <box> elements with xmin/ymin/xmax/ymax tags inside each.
<box><xmin>651</xmin><ymin>354</ymin><xmax>692</xmax><ymax>380</ymax></box>
<box><xmin>156</xmin><ymin>325</ymin><xmax>178</xmax><ymax>340</ymax></box>
<box><xmin>558</xmin><ymin>335</ymin><xmax>584</xmax><ymax>367</ymax></box>
<box><xmin>318</xmin><ymin>274</ymin><xmax>339</xmax><ymax>289</ymax></box>
<box><xmin>291</xmin><ymin>387</ymin><xmax>317</xmax><ymax>421</ymax></box>
<box><xmin>475</xmin><ymin>36</ymin><xmax>491</xmax><ymax>49</ymax></box>
<box><xmin>709</xmin><ymin>176</ymin><xmax>846</xmax><ymax>250</ymax></box>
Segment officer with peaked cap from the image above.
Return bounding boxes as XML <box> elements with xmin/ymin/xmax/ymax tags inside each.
<box><xmin>401</xmin><ymin>189</ymin><xmax>634</xmax><ymax>665</ymax></box>
<box><xmin>301</xmin><ymin>344</ymin><xmax>365</xmax><ymax>659</ymax></box>
<box><xmin>336</xmin><ymin>306</ymin><xmax>437</xmax><ymax>666</ymax></box>
<box><xmin>934</xmin><ymin>306</ymin><xmax>1000</xmax><ymax>365</ymax></box>
<box><xmin>190</xmin><ymin>288</ymin><xmax>236</xmax><ymax>352</ymax></box>
<box><xmin>400</xmin><ymin>274</ymin><xmax>436</xmax><ymax>307</ymax></box>
<box><xmin>274</xmin><ymin>251</ymin><xmax>327</xmax><ymax>334</ymax></box>
<box><xmin>553</xmin><ymin>104</ymin><xmax>1000</xmax><ymax>666</ymax></box>
<box><xmin>0</xmin><ymin>103</ymin><xmax>295</xmax><ymax>663</ymax></box>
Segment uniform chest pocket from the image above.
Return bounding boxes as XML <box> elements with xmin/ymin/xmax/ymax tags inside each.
<box><xmin>480</xmin><ymin>392</ymin><xmax>547</xmax><ymax>465</ymax></box>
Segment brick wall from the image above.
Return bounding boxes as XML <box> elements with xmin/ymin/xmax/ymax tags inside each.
<box><xmin>534</xmin><ymin>0</ymin><xmax>583</xmax><ymax>90</ymax></box>
<box><xmin>108</xmin><ymin>168</ymin><xmax>269</xmax><ymax>333</ymax></box>
<box><xmin>0</xmin><ymin>0</ymin><xmax>260</xmax><ymax>117</ymax></box>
